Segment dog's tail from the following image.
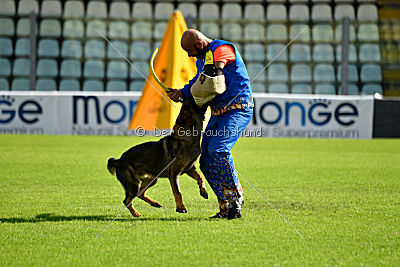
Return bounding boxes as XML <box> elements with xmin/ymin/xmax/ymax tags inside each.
<box><xmin>107</xmin><ymin>158</ymin><xmax>121</xmax><ymax>175</ymax></box>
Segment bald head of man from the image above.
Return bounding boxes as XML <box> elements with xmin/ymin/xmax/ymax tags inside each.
<box><xmin>181</xmin><ymin>29</ymin><xmax>212</xmax><ymax>59</ymax></box>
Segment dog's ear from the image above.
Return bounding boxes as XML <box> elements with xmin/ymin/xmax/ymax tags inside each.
<box><xmin>188</xmin><ymin>96</ymin><xmax>197</xmax><ymax>106</ymax></box>
<box><xmin>199</xmin><ymin>101</ymin><xmax>210</xmax><ymax>115</ymax></box>
<box><xmin>200</xmin><ymin>104</ymin><xmax>209</xmax><ymax>122</ymax></box>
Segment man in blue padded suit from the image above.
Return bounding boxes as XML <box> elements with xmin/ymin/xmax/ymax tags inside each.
<box><xmin>167</xmin><ymin>29</ymin><xmax>253</xmax><ymax>220</ymax></box>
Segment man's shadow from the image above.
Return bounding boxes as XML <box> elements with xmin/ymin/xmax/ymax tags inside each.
<box><xmin>0</xmin><ymin>213</ymin><xmax>210</xmax><ymax>223</ymax></box>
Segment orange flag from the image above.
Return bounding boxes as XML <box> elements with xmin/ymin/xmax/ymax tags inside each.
<box><xmin>129</xmin><ymin>11</ymin><xmax>198</xmax><ymax>131</ymax></box>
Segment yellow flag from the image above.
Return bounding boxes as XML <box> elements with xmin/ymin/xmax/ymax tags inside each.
<box><xmin>129</xmin><ymin>11</ymin><xmax>197</xmax><ymax>131</ymax></box>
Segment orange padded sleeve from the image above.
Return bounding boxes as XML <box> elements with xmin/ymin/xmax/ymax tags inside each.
<box><xmin>213</xmin><ymin>45</ymin><xmax>236</xmax><ymax>65</ymax></box>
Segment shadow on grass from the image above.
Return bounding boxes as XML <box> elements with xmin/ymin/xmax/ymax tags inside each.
<box><xmin>0</xmin><ymin>213</ymin><xmax>211</xmax><ymax>223</ymax></box>
<box><xmin>0</xmin><ymin>213</ymin><xmax>114</xmax><ymax>223</ymax></box>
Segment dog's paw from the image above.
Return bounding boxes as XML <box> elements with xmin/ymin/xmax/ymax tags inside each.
<box><xmin>176</xmin><ymin>208</ymin><xmax>187</xmax><ymax>213</ymax></box>
<box><xmin>151</xmin><ymin>202</ymin><xmax>163</xmax><ymax>208</ymax></box>
<box><xmin>200</xmin><ymin>188</ymin><xmax>208</xmax><ymax>199</ymax></box>
<box><xmin>132</xmin><ymin>212</ymin><xmax>142</xmax><ymax>217</ymax></box>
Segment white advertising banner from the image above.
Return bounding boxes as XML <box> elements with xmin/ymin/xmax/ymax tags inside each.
<box><xmin>0</xmin><ymin>92</ymin><xmax>374</xmax><ymax>139</ymax></box>
<box><xmin>0</xmin><ymin>92</ymin><xmax>141</xmax><ymax>135</ymax></box>
<box><xmin>247</xmin><ymin>93</ymin><xmax>375</xmax><ymax>139</ymax></box>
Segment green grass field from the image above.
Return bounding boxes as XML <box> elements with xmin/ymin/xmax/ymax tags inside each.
<box><xmin>0</xmin><ymin>135</ymin><xmax>399</xmax><ymax>266</ymax></box>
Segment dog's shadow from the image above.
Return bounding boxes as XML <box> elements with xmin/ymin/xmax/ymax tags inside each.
<box><xmin>0</xmin><ymin>213</ymin><xmax>211</xmax><ymax>223</ymax></box>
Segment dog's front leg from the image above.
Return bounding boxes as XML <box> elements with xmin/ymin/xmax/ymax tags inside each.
<box><xmin>185</xmin><ymin>167</ymin><xmax>208</xmax><ymax>199</ymax></box>
<box><xmin>168</xmin><ymin>174</ymin><xmax>187</xmax><ymax>213</ymax></box>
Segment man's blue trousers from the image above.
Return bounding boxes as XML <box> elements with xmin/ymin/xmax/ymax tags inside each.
<box><xmin>199</xmin><ymin>107</ymin><xmax>253</xmax><ymax>213</ymax></box>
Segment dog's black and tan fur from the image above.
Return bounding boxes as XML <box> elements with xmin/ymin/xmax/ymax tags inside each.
<box><xmin>107</xmin><ymin>97</ymin><xmax>209</xmax><ymax>217</ymax></box>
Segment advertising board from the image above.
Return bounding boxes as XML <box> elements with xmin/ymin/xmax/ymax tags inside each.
<box><xmin>0</xmin><ymin>92</ymin><xmax>374</xmax><ymax>139</ymax></box>
<box><xmin>247</xmin><ymin>93</ymin><xmax>374</xmax><ymax>139</ymax></box>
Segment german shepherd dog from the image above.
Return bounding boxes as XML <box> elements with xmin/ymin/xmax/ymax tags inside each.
<box><xmin>107</xmin><ymin>97</ymin><xmax>209</xmax><ymax>217</ymax></box>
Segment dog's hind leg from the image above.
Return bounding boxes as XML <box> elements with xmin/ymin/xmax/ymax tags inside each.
<box><xmin>138</xmin><ymin>179</ymin><xmax>163</xmax><ymax>208</ymax></box>
<box><xmin>168</xmin><ymin>174</ymin><xmax>187</xmax><ymax>213</ymax></box>
<box><xmin>185</xmin><ymin>167</ymin><xmax>208</xmax><ymax>199</ymax></box>
<box><xmin>123</xmin><ymin>191</ymin><xmax>142</xmax><ymax>217</ymax></box>
<box><xmin>118</xmin><ymin>169</ymin><xmax>142</xmax><ymax>217</ymax></box>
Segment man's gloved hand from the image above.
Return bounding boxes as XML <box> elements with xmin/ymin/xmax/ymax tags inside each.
<box><xmin>167</xmin><ymin>88</ymin><xmax>184</xmax><ymax>102</ymax></box>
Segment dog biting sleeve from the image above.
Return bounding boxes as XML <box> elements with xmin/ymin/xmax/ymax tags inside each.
<box><xmin>190</xmin><ymin>73</ymin><xmax>226</xmax><ymax>107</ymax></box>
<box><xmin>190</xmin><ymin>50</ymin><xmax>227</xmax><ymax>107</ymax></box>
